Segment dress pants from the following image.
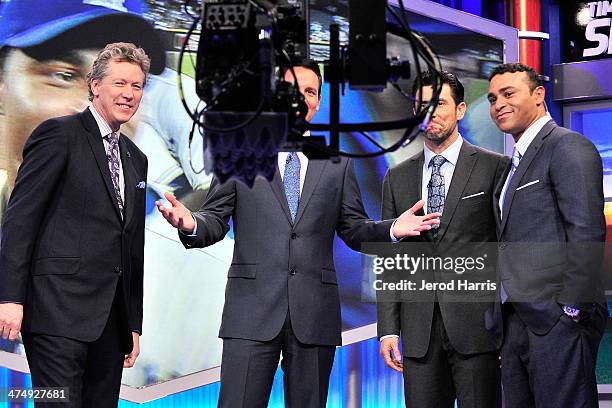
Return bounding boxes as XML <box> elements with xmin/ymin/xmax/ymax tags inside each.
<box><xmin>22</xmin><ymin>286</ymin><xmax>129</xmax><ymax>408</ymax></box>
<box><xmin>501</xmin><ymin>303</ymin><xmax>607</xmax><ymax>408</ymax></box>
<box><xmin>403</xmin><ymin>304</ymin><xmax>501</xmax><ymax>408</ymax></box>
<box><xmin>217</xmin><ymin>311</ymin><xmax>335</xmax><ymax>408</ymax></box>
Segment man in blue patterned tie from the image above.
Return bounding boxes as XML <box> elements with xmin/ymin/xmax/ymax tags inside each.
<box><xmin>156</xmin><ymin>61</ymin><xmax>441</xmax><ymax>408</ymax></box>
<box><xmin>378</xmin><ymin>70</ymin><xmax>509</xmax><ymax>408</ymax></box>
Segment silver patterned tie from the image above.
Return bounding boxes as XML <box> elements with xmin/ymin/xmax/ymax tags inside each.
<box><xmin>106</xmin><ymin>132</ymin><xmax>124</xmax><ymax>218</ymax></box>
<box><xmin>427</xmin><ymin>155</ymin><xmax>446</xmax><ymax>237</ymax></box>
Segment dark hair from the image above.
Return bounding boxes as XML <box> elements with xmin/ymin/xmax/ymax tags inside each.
<box><xmin>283</xmin><ymin>59</ymin><xmax>322</xmax><ymax>100</ymax></box>
<box><xmin>411</xmin><ymin>70</ymin><xmax>464</xmax><ymax>106</ymax></box>
<box><xmin>488</xmin><ymin>63</ymin><xmax>543</xmax><ymax>91</ymax></box>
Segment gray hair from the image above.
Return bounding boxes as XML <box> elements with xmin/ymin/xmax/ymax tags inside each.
<box><xmin>87</xmin><ymin>42</ymin><xmax>151</xmax><ymax>101</ymax></box>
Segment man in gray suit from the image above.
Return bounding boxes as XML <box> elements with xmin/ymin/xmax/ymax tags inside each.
<box><xmin>486</xmin><ymin>62</ymin><xmax>607</xmax><ymax>408</ymax></box>
<box><xmin>377</xmin><ymin>70</ymin><xmax>508</xmax><ymax>407</ymax></box>
<box><xmin>156</xmin><ymin>61</ymin><xmax>440</xmax><ymax>408</ymax></box>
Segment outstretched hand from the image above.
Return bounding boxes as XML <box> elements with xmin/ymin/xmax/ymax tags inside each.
<box><xmin>156</xmin><ymin>192</ymin><xmax>196</xmax><ymax>234</ymax></box>
<box><xmin>392</xmin><ymin>200</ymin><xmax>441</xmax><ymax>239</ymax></box>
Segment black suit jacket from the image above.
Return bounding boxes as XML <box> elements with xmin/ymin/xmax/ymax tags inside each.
<box><xmin>377</xmin><ymin>140</ymin><xmax>509</xmax><ymax>358</ymax></box>
<box><xmin>0</xmin><ymin>109</ymin><xmax>147</xmax><ymax>351</ymax></box>
<box><xmin>486</xmin><ymin>120</ymin><xmax>606</xmax><ymax>343</ymax></box>
<box><xmin>180</xmin><ymin>157</ymin><xmax>393</xmax><ymax>346</ymax></box>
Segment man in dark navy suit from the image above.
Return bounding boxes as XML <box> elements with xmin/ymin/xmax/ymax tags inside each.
<box><xmin>0</xmin><ymin>42</ymin><xmax>149</xmax><ymax>407</ymax></box>
<box><xmin>486</xmin><ymin>63</ymin><xmax>607</xmax><ymax>408</ymax></box>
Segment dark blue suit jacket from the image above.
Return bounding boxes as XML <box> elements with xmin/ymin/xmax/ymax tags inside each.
<box><xmin>487</xmin><ymin>119</ymin><xmax>606</xmax><ymax>343</ymax></box>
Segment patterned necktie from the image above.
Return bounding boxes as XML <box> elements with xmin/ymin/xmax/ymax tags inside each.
<box><xmin>427</xmin><ymin>155</ymin><xmax>446</xmax><ymax>237</ymax></box>
<box><xmin>283</xmin><ymin>152</ymin><xmax>301</xmax><ymax>222</ymax></box>
<box><xmin>106</xmin><ymin>132</ymin><xmax>124</xmax><ymax>218</ymax></box>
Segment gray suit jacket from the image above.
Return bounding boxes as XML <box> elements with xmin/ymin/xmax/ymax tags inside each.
<box><xmin>377</xmin><ymin>141</ymin><xmax>509</xmax><ymax>358</ymax></box>
<box><xmin>181</xmin><ymin>157</ymin><xmax>394</xmax><ymax>346</ymax></box>
<box><xmin>487</xmin><ymin>120</ymin><xmax>606</xmax><ymax>342</ymax></box>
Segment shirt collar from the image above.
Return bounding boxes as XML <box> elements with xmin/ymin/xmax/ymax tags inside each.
<box><xmin>423</xmin><ymin>133</ymin><xmax>463</xmax><ymax>168</ymax></box>
<box><xmin>514</xmin><ymin>113</ymin><xmax>552</xmax><ymax>157</ymax></box>
<box><xmin>89</xmin><ymin>105</ymin><xmax>117</xmax><ymax>139</ymax></box>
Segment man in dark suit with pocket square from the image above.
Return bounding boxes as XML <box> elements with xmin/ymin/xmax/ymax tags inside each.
<box><xmin>157</xmin><ymin>61</ymin><xmax>441</xmax><ymax>408</ymax></box>
<box><xmin>377</xmin><ymin>70</ymin><xmax>509</xmax><ymax>408</ymax></box>
<box><xmin>486</xmin><ymin>62</ymin><xmax>607</xmax><ymax>408</ymax></box>
<box><xmin>0</xmin><ymin>42</ymin><xmax>149</xmax><ymax>407</ymax></box>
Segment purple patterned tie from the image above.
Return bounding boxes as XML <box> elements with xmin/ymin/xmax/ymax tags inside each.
<box><xmin>106</xmin><ymin>132</ymin><xmax>124</xmax><ymax>218</ymax></box>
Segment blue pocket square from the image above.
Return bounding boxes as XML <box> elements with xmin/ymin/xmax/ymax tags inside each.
<box><xmin>136</xmin><ymin>181</ymin><xmax>146</xmax><ymax>189</ymax></box>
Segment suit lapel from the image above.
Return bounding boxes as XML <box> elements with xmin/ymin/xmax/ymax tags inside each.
<box><xmin>119</xmin><ymin>136</ymin><xmax>135</xmax><ymax>227</ymax></box>
<box><xmin>436</xmin><ymin>142</ymin><xmax>477</xmax><ymax>242</ymax></box>
<box><xmin>294</xmin><ymin>158</ymin><xmax>327</xmax><ymax>226</ymax></box>
<box><xmin>80</xmin><ymin>109</ymin><xmax>123</xmax><ymax>220</ymax></box>
<box><xmin>499</xmin><ymin>120</ymin><xmax>556</xmax><ymax>236</ymax></box>
<box><xmin>269</xmin><ymin>166</ymin><xmax>293</xmax><ymax>224</ymax></box>
<box><xmin>493</xmin><ymin>163</ymin><xmax>510</xmax><ymax>238</ymax></box>
<box><xmin>397</xmin><ymin>153</ymin><xmax>434</xmax><ymax>242</ymax></box>
<box><xmin>403</xmin><ymin>153</ymin><xmax>424</xmax><ymax>214</ymax></box>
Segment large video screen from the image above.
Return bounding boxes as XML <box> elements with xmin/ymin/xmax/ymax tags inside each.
<box><xmin>0</xmin><ymin>0</ymin><xmax>509</xmax><ymax>392</ymax></box>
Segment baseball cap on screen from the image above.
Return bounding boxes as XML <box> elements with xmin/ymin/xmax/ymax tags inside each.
<box><xmin>0</xmin><ymin>0</ymin><xmax>165</xmax><ymax>74</ymax></box>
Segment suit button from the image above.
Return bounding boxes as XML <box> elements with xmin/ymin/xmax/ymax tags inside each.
<box><xmin>499</xmin><ymin>243</ymin><xmax>507</xmax><ymax>250</ymax></box>
<box><xmin>291</xmin><ymin>233</ymin><xmax>297</xmax><ymax>239</ymax></box>
<box><xmin>113</xmin><ymin>266</ymin><xmax>122</xmax><ymax>274</ymax></box>
<box><xmin>290</xmin><ymin>268</ymin><xmax>296</xmax><ymax>276</ymax></box>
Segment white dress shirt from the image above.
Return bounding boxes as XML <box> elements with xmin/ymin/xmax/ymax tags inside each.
<box><xmin>89</xmin><ymin>105</ymin><xmax>125</xmax><ymax>202</ymax></box>
<box><xmin>498</xmin><ymin>114</ymin><xmax>552</xmax><ymax>216</ymax></box>
<box><xmin>422</xmin><ymin>134</ymin><xmax>463</xmax><ymax>213</ymax></box>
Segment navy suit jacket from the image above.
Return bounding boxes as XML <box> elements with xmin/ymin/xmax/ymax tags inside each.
<box><xmin>486</xmin><ymin>119</ymin><xmax>606</xmax><ymax>343</ymax></box>
<box><xmin>0</xmin><ymin>109</ymin><xmax>147</xmax><ymax>351</ymax></box>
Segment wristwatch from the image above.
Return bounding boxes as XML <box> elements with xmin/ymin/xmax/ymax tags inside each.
<box><xmin>562</xmin><ymin>305</ymin><xmax>580</xmax><ymax>322</ymax></box>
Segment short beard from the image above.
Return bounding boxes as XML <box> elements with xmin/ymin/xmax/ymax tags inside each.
<box><xmin>423</xmin><ymin>128</ymin><xmax>453</xmax><ymax>145</ymax></box>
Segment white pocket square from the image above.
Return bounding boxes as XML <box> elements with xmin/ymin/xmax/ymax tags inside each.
<box><xmin>461</xmin><ymin>191</ymin><xmax>484</xmax><ymax>200</ymax></box>
<box><xmin>516</xmin><ymin>179</ymin><xmax>540</xmax><ymax>191</ymax></box>
<box><xmin>135</xmin><ymin>181</ymin><xmax>146</xmax><ymax>189</ymax></box>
